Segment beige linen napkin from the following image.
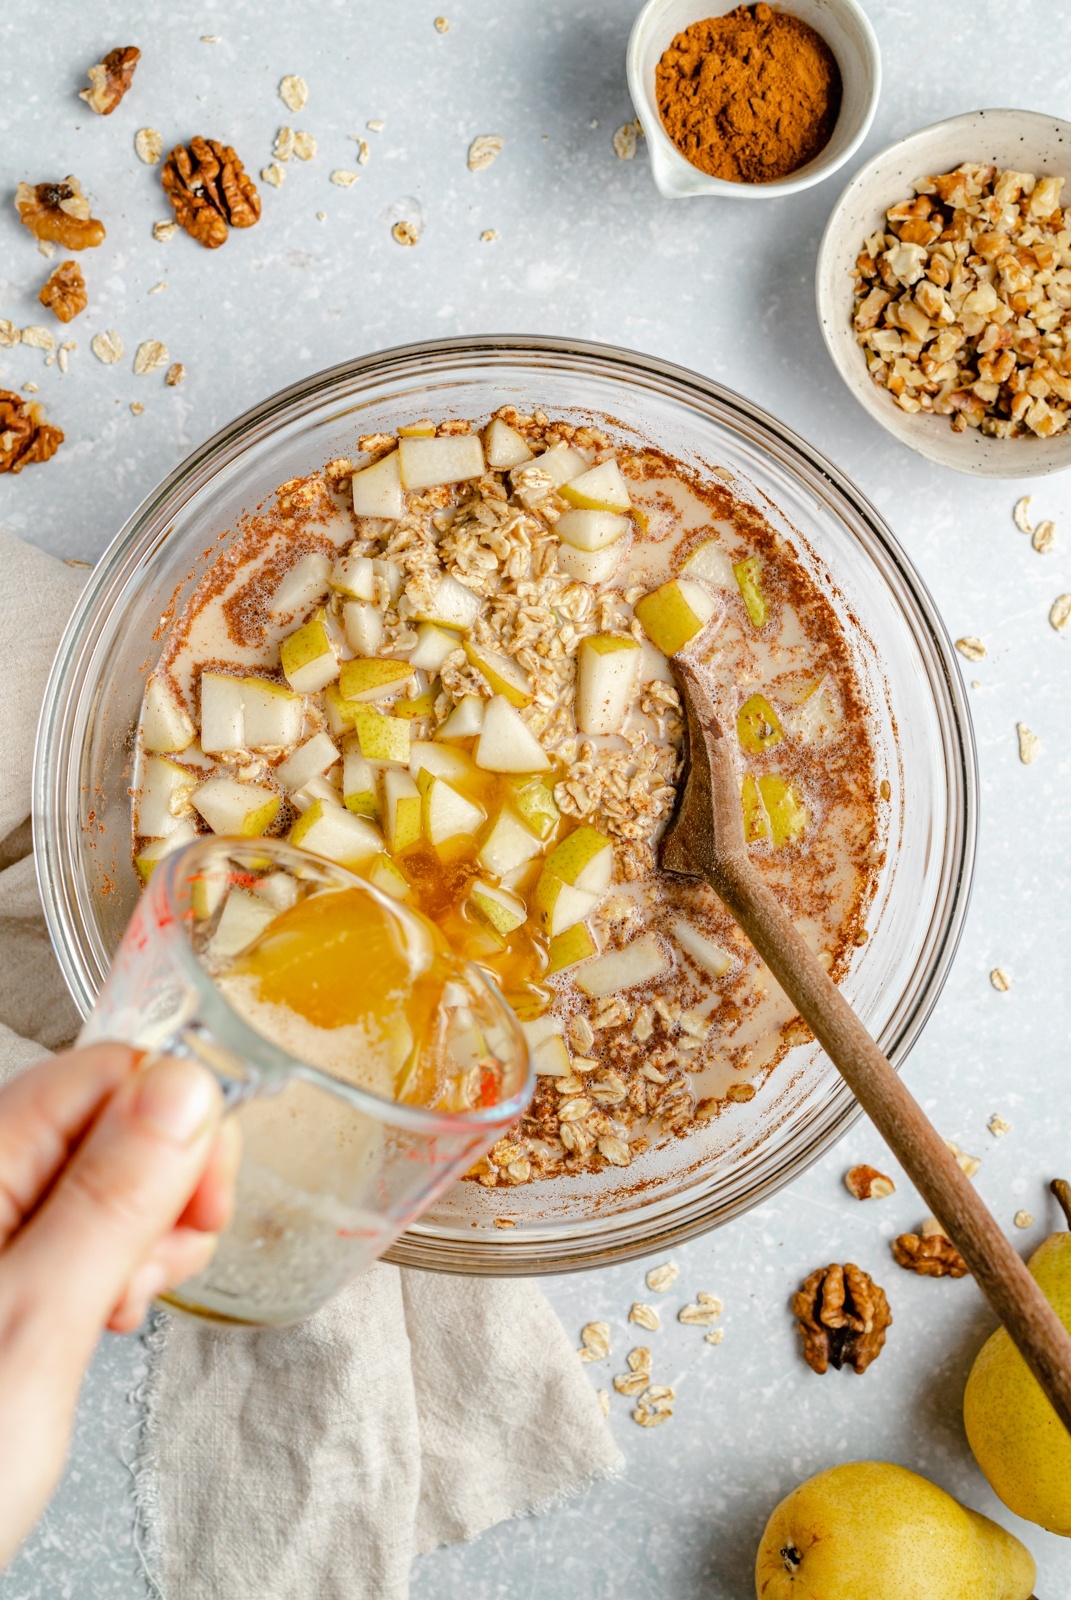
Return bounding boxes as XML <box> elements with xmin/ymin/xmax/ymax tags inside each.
<box><xmin>0</xmin><ymin>528</ymin><xmax>621</xmax><ymax>1599</ymax></box>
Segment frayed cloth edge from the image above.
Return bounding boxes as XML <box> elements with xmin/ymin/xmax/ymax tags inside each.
<box><xmin>129</xmin><ymin>1306</ymin><xmax>172</xmax><ymax>1600</ymax></box>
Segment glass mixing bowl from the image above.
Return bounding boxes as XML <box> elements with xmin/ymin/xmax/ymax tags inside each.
<box><xmin>33</xmin><ymin>336</ymin><xmax>977</xmax><ymax>1275</ymax></box>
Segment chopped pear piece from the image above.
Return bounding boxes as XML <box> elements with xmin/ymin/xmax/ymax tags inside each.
<box><xmin>736</xmin><ymin>693</ymin><xmax>783</xmax><ymax>755</ymax></box>
<box><xmin>408</xmin><ymin>621</ymin><xmax>460</xmax><ymax>673</ymax></box>
<box><xmin>270</xmin><ymin>552</ymin><xmax>331</xmax><ymax>617</ymax></box>
<box><xmin>417</xmin><ymin>770</ymin><xmax>485</xmax><ymax>846</ymax></box>
<box><xmin>478</xmin><ymin>807</ymin><xmax>544</xmax><ymax>878</ymax></box>
<box><xmin>734</xmin><ymin>555</ymin><xmax>768</xmax><ymax>628</ymax></box>
<box><xmin>469</xmin><ymin>880</ymin><xmax>526</xmax><ymax>937</ymax></box>
<box><xmin>576</xmin><ymin>635</ymin><xmax>642</xmax><ymax>736</ymax></box>
<box><xmin>398</xmin><ymin>433</ymin><xmax>485</xmax><ymax>489</ymax></box>
<box><xmin>341</xmin><ymin>742</ymin><xmax>380</xmax><ymax>819</ymax></box>
<box><xmin>134</xmin><ymin>822</ymin><xmax>198</xmax><ymax>882</ymax></box>
<box><xmin>671</xmin><ymin>919</ymin><xmax>732</xmax><ymax>978</ymax></box>
<box><xmin>322</xmin><ymin>683</ymin><xmax>359</xmax><ymax>737</ymax></box>
<box><xmin>475</xmin><ymin>696</ymin><xmax>550</xmax><ymax>773</ymax></box>
<box><xmin>329</xmin><ymin>552</ymin><xmax>375</xmax><ymax>600</ymax></box>
<box><xmin>545</xmin><ymin>921</ymin><xmax>597</xmax><ymax>975</ymax></box>
<box><xmin>575</xmin><ymin>933</ymin><xmax>669</xmax><ymax>998</ymax></box>
<box><xmin>545</xmin><ymin>825</ymin><xmax>613</xmax><ymax>893</ymax></box>
<box><xmin>372</xmin><ymin>558</ymin><xmax>403</xmax><ymax>602</ymax></box>
<box><xmin>206</xmin><ymin>888</ymin><xmax>277</xmax><ymax>965</ymax></box>
<box><xmin>556</xmin><ymin>542</ymin><xmax>623</xmax><ymax>586</ymax></box>
<box><xmin>560</xmin><ymin>458</ymin><xmax>631</xmax><ymax>513</ymax></box>
<box><xmin>534</xmin><ymin>867</ymin><xmax>600</xmax><ymax>937</ymax></box>
<box><xmin>680</xmin><ymin>539</ymin><xmax>735</xmax><ymax>588</ymax></box>
<box><xmin>520</xmin><ymin>1014</ymin><xmax>564</xmax><ymax>1051</ymax></box>
<box><xmin>351</xmin><ymin>450</ymin><xmax>403</xmax><ymax>519</ymax></box>
<box><xmin>382</xmin><ymin>769</ymin><xmax>422</xmax><ymax>854</ymax></box>
<box><xmin>342</xmin><ymin>599</ymin><xmax>384</xmax><ymax>657</ymax></box>
<box><xmin>485</xmin><ymin>418</ymin><xmax>533</xmax><ymax>469</ymax></box>
<box><xmin>135</xmin><ymin>756</ymin><xmax>195</xmax><ymax>839</ymax></box>
<box><xmin>555</xmin><ymin>509</ymin><xmax>631</xmax><ymax>551</ymax></box>
<box><xmin>142</xmin><ymin>676</ymin><xmax>195</xmax><ymax>753</ymax></box>
<box><xmin>241</xmin><ymin>676</ymin><xmax>304</xmax><ymax>749</ymax></box>
<box><xmin>511</xmin><ymin>443</ymin><xmax>589</xmax><ymax>495</ymax></box>
<box><xmin>280</xmin><ymin>610</ymin><xmax>339</xmax><ymax>694</ymax></box>
<box><xmin>758</xmin><ymin>774</ymin><xmax>809</xmax><ymax>848</ymax></box>
<box><xmin>274</xmin><ymin>732</ymin><xmax>340</xmax><ymax>793</ymax></box>
<box><xmin>289</xmin><ymin>798</ymin><xmax>381</xmax><ymax>866</ymax></box>
<box><xmin>436</xmin><ymin>695</ymin><xmax>485</xmax><ymax>740</ymax></box>
<box><xmin>463</xmin><ymin>639</ymin><xmax>533</xmax><ymax>707</ymax></box>
<box><xmin>200</xmin><ymin>672</ymin><xmax>245</xmax><ymax>754</ymax></box>
<box><xmin>393</xmin><ymin>690</ymin><xmax>434</xmax><ymax>721</ymax></box>
<box><xmin>741</xmin><ymin>772</ymin><xmax>767</xmax><ymax>843</ymax></box>
<box><xmin>533</xmin><ymin>1033</ymin><xmax>571</xmax><ymax>1076</ymax></box>
<box><xmin>192</xmin><ymin>776</ymin><xmax>280</xmax><ymax>838</ymax></box>
<box><xmin>291</xmin><ymin>773</ymin><xmax>343</xmax><ymax>813</ymax></box>
<box><xmin>339</xmin><ymin>657</ymin><xmax>416</xmax><ymax>703</ymax></box>
<box><xmin>783</xmin><ymin>678</ymin><xmax>842</xmax><ymax>744</ymax></box>
<box><xmin>509</xmin><ymin>777</ymin><xmax>559</xmax><ymax>840</ymax></box>
<box><xmin>397</xmin><ymin>421</ymin><xmax>435</xmax><ymax>438</ymax></box>
<box><xmin>408</xmin><ymin>741</ymin><xmax>478</xmax><ymax>785</ymax></box>
<box><xmin>412</xmin><ymin>573</ymin><xmax>482</xmax><ymax>631</ymax></box>
<box><xmin>351</xmin><ymin>706</ymin><xmax>410</xmax><ymax>766</ymax></box>
<box><xmin>367</xmin><ymin>852</ymin><xmax>411</xmax><ymax>901</ymax></box>
<box><xmin>634</xmin><ymin>578</ymin><xmax>717</xmax><ymax>657</ymax></box>
<box><xmin>251</xmin><ymin>872</ymin><xmax>300</xmax><ymax>911</ymax></box>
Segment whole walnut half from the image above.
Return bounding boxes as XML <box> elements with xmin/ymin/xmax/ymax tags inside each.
<box><xmin>15</xmin><ymin>178</ymin><xmax>106</xmax><ymax>250</ymax></box>
<box><xmin>161</xmin><ymin>138</ymin><xmax>261</xmax><ymax>249</ymax></box>
<box><xmin>792</xmin><ymin>1261</ymin><xmax>892</xmax><ymax>1375</ymax></box>
<box><xmin>0</xmin><ymin>391</ymin><xmax>64</xmax><ymax>474</ymax></box>
<box><xmin>79</xmin><ymin>46</ymin><xmax>141</xmax><ymax>115</ymax></box>
<box><xmin>39</xmin><ymin>261</ymin><xmax>87</xmax><ymax>323</ymax></box>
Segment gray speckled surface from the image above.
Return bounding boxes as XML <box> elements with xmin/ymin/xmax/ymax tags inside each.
<box><xmin>2</xmin><ymin>1</ymin><xmax>1070</xmax><ymax>1595</ymax></box>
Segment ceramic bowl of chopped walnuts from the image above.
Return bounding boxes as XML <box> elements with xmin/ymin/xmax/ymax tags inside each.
<box><xmin>817</xmin><ymin>108</ymin><xmax>1071</xmax><ymax>476</ymax></box>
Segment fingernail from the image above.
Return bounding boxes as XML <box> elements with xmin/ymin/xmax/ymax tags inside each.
<box><xmin>132</xmin><ymin>1057</ymin><xmax>221</xmax><ymax>1146</ymax></box>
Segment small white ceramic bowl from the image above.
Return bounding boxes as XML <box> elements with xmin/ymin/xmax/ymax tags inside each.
<box><xmin>817</xmin><ymin>108</ymin><xmax>1071</xmax><ymax>478</ymax></box>
<box><xmin>627</xmin><ymin>0</ymin><xmax>881</xmax><ymax>200</ymax></box>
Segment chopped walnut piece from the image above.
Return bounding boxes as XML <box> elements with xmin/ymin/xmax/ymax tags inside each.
<box><xmin>153</xmin><ymin>219</ymin><xmax>178</xmax><ymax>243</ymax></box>
<box><xmin>135</xmin><ymin>128</ymin><xmax>163</xmax><ymax>166</ymax></box>
<box><xmin>0</xmin><ymin>389</ymin><xmax>63</xmax><ymax>473</ymax></box>
<box><xmin>38</xmin><ymin>261</ymin><xmax>87</xmax><ymax>324</ymax></box>
<box><xmin>987</xmin><ymin>1112</ymin><xmax>1011</xmax><ymax>1138</ymax></box>
<box><xmin>945</xmin><ymin>1139</ymin><xmax>981</xmax><ymax>1178</ymax></box>
<box><xmin>15</xmin><ymin>178</ymin><xmax>105</xmax><ymax>250</ymax></box>
<box><xmin>79</xmin><ymin>46</ymin><xmax>140</xmax><ymax>115</ymax></box>
<box><xmin>954</xmin><ymin>636</ymin><xmax>985</xmax><ymax>662</ymax></box>
<box><xmin>844</xmin><ymin>1163</ymin><xmax>896</xmax><ymax>1200</ymax></box>
<box><xmin>392</xmin><ymin>220</ymin><xmax>419</xmax><ymax>246</ymax></box>
<box><xmin>892</xmin><ymin>1231</ymin><xmax>968</xmax><ymax>1278</ymax></box>
<box><xmin>165</xmin><ymin>362</ymin><xmax>186</xmax><ymax>387</ymax></box>
<box><xmin>435</xmin><ymin>15</ymin><xmax>449</xmax><ymax>30</ymax></box>
<box><xmin>161</xmin><ymin>138</ymin><xmax>261</xmax><ymax>249</ymax></box>
<box><xmin>1014</xmin><ymin>1210</ymin><xmax>1034</xmax><ymax>1230</ymax></box>
<box><xmin>792</xmin><ymin>1262</ymin><xmax>892</xmax><ymax>1375</ymax></box>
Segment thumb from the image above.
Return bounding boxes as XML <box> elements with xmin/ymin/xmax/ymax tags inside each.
<box><xmin>3</xmin><ymin>1055</ymin><xmax>223</xmax><ymax>1368</ymax></box>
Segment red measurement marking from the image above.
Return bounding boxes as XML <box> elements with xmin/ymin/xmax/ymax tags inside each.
<box><xmin>336</xmin><ymin>1225</ymin><xmax>383</xmax><ymax>1240</ymax></box>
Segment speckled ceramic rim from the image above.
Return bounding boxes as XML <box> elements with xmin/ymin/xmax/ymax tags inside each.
<box><xmin>33</xmin><ymin>335</ymin><xmax>978</xmax><ymax>1276</ymax></box>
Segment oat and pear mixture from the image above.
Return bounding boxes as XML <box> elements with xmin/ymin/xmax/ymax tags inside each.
<box><xmin>853</xmin><ymin>163</ymin><xmax>1071</xmax><ymax>437</ymax></box>
<box><xmin>132</xmin><ymin>408</ymin><xmax>882</xmax><ymax>1187</ymax></box>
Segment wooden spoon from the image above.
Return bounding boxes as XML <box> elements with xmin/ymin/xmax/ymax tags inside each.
<box><xmin>661</xmin><ymin>659</ymin><xmax>1071</xmax><ymax>1434</ymax></box>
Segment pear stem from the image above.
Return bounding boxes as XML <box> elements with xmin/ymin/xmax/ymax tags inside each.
<box><xmin>1051</xmin><ymin>1179</ymin><xmax>1071</xmax><ymax>1231</ymax></box>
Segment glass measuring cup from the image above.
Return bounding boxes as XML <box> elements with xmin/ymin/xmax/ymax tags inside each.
<box><xmin>78</xmin><ymin>837</ymin><xmax>532</xmax><ymax>1326</ymax></box>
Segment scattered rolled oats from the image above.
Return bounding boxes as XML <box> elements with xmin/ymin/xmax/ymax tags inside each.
<box><xmin>1013</xmin><ymin>496</ymin><xmax>1033</xmax><ymax>534</ymax></box>
<box><xmin>57</xmin><ymin>341</ymin><xmax>75</xmax><ymax>374</ymax></box>
<box><xmin>133</xmin><ymin>340</ymin><xmax>169</xmax><ymax>377</ymax></box>
<box><xmin>261</xmin><ymin>164</ymin><xmax>287</xmax><ymax>188</ymax></box>
<box><xmin>153</xmin><ymin>220</ymin><xmax>178</xmax><ymax>243</ymax></box>
<box><xmin>629</xmin><ymin>1302</ymin><xmax>660</xmax><ymax>1332</ymax></box>
<box><xmin>1014</xmin><ymin>1210</ymin><xmax>1035</xmax><ymax>1229</ymax></box>
<box><xmin>627</xmin><ymin>1346</ymin><xmax>652</xmax><ymax>1374</ymax></box>
<box><xmin>200</xmin><ymin>35</ymin><xmax>221</xmax><ymax>43</ymax></box>
<box><xmin>129</xmin><ymin>401</ymin><xmax>144</xmax><ymax>416</ymax></box>
<box><xmin>1032</xmin><ymin>520</ymin><xmax>1057</xmax><ymax>553</ymax></box>
<box><xmin>135</xmin><ymin>128</ymin><xmax>163</xmax><ymax>166</ymax></box>
<box><xmin>331</xmin><ymin>170</ymin><xmax>360</xmax><ymax>187</ymax></box>
<box><xmin>955</xmin><ymin>636</ymin><xmax>985</xmax><ymax>661</ymax></box>
<box><xmin>613</xmin><ymin>121</ymin><xmax>640</xmax><ymax>161</ymax></box>
<box><xmin>274</xmin><ymin>127</ymin><xmax>296</xmax><ymax>162</ymax></box>
<box><xmin>1050</xmin><ymin>594</ymin><xmax>1071</xmax><ymax>632</ymax></box>
<box><xmin>367</xmin><ymin>119</ymin><xmax>385</xmax><ymax>132</ymax></box>
<box><xmin>91</xmin><ymin>329</ymin><xmax>124</xmax><ymax>365</ymax></box>
<box><xmin>165</xmin><ymin>362</ymin><xmax>186</xmax><ymax>387</ymax></box>
<box><xmin>392</xmin><ymin>220</ymin><xmax>419</xmax><ymax>246</ymax></box>
<box><xmin>678</xmin><ymin>1292</ymin><xmax>722</xmax><ymax>1327</ymax></box>
<box><xmin>990</xmin><ymin>966</ymin><xmax>1011</xmax><ymax>992</ymax></box>
<box><xmin>987</xmin><ymin>1113</ymin><xmax>1012</xmax><ymax>1138</ymax></box>
<box><xmin>434</xmin><ymin>15</ymin><xmax>449</xmax><ymax>31</ymax></box>
<box><xmin>598</xmin><ymin>1135</ymin><xmax>631</xmax><ymax>1166</ymax></box>
<box><xmin>279</xmin><ymin>75</ymin><xmax>308</xmax><ymax>113</ymax></box>
<box><xmin>148</xmin><ymin>281</ymin><xmax>167</xmax><ymax>295</ymax></box>
<box><xmin>1017</xmin><ymin>722</ymin><xmax>1042</xmax><ymax>763</ymax></box>
<box><xmin>479</xmin><ymin>228</ymin><xmax>499</xmax><ymax>242</ymax></box>
<box><xmin>596</xmin><ymin>1388</ymin><xmax>610</xmax><ymax>1417</ymax></box>
<box><xmin>632</xmin><ymin>1403</ymin><xmax>671</xmax><ymax>1427</ymax></box>
<box><xmin>293</xmin><ymin>131</ymin><xmax>317</xmax><ymax>161</ymax></box>
<box><xmin>80</xmin><ymin>46</ymin><xmax>140</xmax><ymax>115</ymax></box>
<box><xmin>613</xmin><ymin>1368</ymin><xmax>648</xmax><ymax>1396</ymax></box>
<box><xmin>20</xmin><ymin>326</ymin><xmax>54</xmax><ymax>351</ymax></box>
<box><xmin>639</xmin><ymin>1384</ymin><xmax>675</xmax><ymax>1412</ymax></box>
<box><xmin>645</xmin><ymin>1261</ymin><xmax>679</xmax><ymax>1294</ymax></box>
<box><xmin>0</xmin><ymin>321</ymin><xmax>20</xmax><ymax>348</ymax></box>
<box><xmin>945</xmin><ymin>1139</ymin><xmax>981</xmax><ymax>1178</ymax></box>
<box><xmin>468</xmin><ymin>135</ymin><xmax>503</xmax><ymax>173</ymax></box>
<box><xmin>578</xmin><ymin>1320</ymin><xmax>611</xmax><ymax>1362</ymax></box>
<box><xmin>704</xmin><ymin>1328</ymin><xmax>725</xmax><ymax>1346</ymax></box>
<box><xmin>844</xmin><ymin>1164</ymin><xmax>896</xmax><ymax>1200</ymax></box>
<box><xmin>354</xmin><ymin>137</ymin><xmax>370</xmax><ymax>166</ymax></box>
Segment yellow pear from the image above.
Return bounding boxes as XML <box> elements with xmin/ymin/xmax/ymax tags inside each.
<box><xmin>754</xmin><ymin>1461</ymin><xmax>1035</xmax><ymax>1600</ymax></box>
<box><xmin>965</xmin><ymin>1177</ymin><xmax>1071</xmax><ymax>1535</ymax></box>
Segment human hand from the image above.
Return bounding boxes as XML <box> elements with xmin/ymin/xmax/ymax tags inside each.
<box><xmin>0</xmin><ymin>1043</ymin><xmax>238</xmax><ymax>1569</ymax></box>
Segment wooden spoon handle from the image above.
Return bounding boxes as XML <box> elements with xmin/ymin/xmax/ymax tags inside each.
<box><xmin>668</xmin><ymin>663</ymin><xmax>1071</xmax><ymax>1434</ymax></box>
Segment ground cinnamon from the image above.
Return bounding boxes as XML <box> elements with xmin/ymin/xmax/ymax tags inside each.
<box><xmin>655</xmin><ymin>4</ymin><xmax>842</xmax><ymax>184</ymax></box>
